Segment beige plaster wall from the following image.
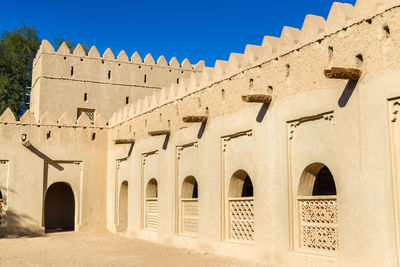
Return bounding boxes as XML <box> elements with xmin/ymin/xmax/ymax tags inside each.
<box><xmin>105</xmin><ymin>4</ymin><xmax>400</xmax><ymax>266</ymax></box>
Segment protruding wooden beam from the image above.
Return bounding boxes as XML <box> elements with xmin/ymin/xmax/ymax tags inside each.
<box><xmin>324</xmin><ymin>67</ymin><xmax>361</xmax><ymax>80</ymax></box>
<box><xmin>241</xmin><ymin>94</ymin><xmax>272</xmax><ymax>104</ymax></box>
<box><xmin>114</xmin><ymin>138</ymin><xmax>135</xmax><ymax>145</ymax></box>
<box><xmin>148</xmin><ymin>130</ymin><xmax>170</xmax><ymax>136</ymax></box>
<box><xmin>182</xmin><ymin>116</ymin><xmax>208</xmax><ymax>123</ymax></box>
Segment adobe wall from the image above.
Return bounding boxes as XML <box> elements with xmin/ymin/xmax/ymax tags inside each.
<box><xmin>30</xmin><ymin>42</ymin><xmax>204</xmax><ymax>121</ymax></box>
<box><xmin>0</xmin><ymin>110</ymin><xmax>108</xmax><ymax>236</ymax></box>
<box><xmin>106</xmin><ymin>1</ymin><xmax>400</xmax><ymax>266</ymax></box>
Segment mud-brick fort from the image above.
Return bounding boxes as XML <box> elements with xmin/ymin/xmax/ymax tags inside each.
<box><xmin>1</xmin><ymin>0</ymin><xmax>400</xmax><ymax>266</ymax></box>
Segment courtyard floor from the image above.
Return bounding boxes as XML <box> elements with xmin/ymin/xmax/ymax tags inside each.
<box><xmin>0</xmin><ymin>231</ymin><xmax>263</xmax><ymax>267</ymax></box>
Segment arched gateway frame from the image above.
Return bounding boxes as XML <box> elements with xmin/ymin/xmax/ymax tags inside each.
<box><xmin>227</xmin><ymin>170</ymin><xmax>254</xmax><ymax>242</ymax></box>
<box><xmin>118</xmin><ymin>181</ymin><xmax>128</xmax><ymax>232</ymax></box>
<box><xmin>297</xmin><ymin>163</ymin><xmax>338</xmax><ymax>255</ymax></box>
<box><xmin>180</xmin><ymin>176</ymin><xmax>199</xmax><ymax>235</ymax></box>
<box><xmin>145</xmin><ymin>178</ymin><xmax>158</xmax><ymax>231</ymax></box>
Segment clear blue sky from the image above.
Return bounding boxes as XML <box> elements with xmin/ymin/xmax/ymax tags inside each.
<box><xmin>1</xmin><ymin>0</ymin><xmax>357</xmax><ymax>67</ymax></box>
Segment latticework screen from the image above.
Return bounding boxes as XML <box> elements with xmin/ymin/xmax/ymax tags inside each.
<box><xmin>145</xmin><ymin>198</ymin><xmax>158</xmax><ymax>231</ymax></box>
<box><xmin>298</xmin><ymin>196</ymin><xmax>338</xmax><ymax>254</ymax></box>
<box><xmin>181</xmin><ymin>199</ymin><xmax>198</xmax><ymax>235</ymax></box>
<box><xmin>228</xmin><ymin>197</ymin><xmax>254</xmax><ymax>241</ymax></box>
<box><xmin>77</xmin><ymin>108</ymin><xmax>95</xmax><ymax>121</ymax></box>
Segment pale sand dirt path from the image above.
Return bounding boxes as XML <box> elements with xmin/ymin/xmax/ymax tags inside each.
<box><xmin>0</xmin><ymin>232</ymin><xmax>265</xmax><ymax>267</ymax></box>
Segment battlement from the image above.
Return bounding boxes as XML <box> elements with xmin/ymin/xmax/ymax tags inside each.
<box><xmin>108</xmin><ymin>0</ymin><xmax>400</xmax><ymax>127</ymax></box>
<box><xmin>30</xmin><ymin>40</ymin><xmax>205</xmax><ymax>123</ymax></box>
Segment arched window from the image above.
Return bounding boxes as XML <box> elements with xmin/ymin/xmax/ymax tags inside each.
<box><xmin>118</xmin><ymin>181</ymin><xmax>128</xmax><ymax>232</ymax></box>
<box><xmin>297</xmin><ymin>163</ymin><xmax>338</xmax><ymax>254</ymax></box>
<box><xmin>227</xmin><ymin>170</ymin><xmax>254</xmax><ymax>241</ymax></box>
<box><xmin>145</xmin><ymin>178</ymin><xmax>158</xmax><ymax>231</ymax></box>
<box><xmin>180</xmin><ymin>176</ymin><xmax>199</xmax><ymax>235</ymax></box>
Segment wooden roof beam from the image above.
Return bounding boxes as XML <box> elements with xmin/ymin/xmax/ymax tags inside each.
<box><xmin>148</xmin><ymin>130</ymin><xmax>170</xmax><ymax>136</ymax></box>
<box><xmin>114</xmin><ymin>138</ymin><xmax>135</xmax><ymax>144</ymax></box>
<box><xmin>241</xmin><ymin>94</ymin><xmax>272</xmax><ymax>104</ymax></box>
<box><xmin>324</xmin><ymin>67</ymin><xmax>361</xmax><ymax>80</ymax></box>
<box><xmin>182</xmin><ymin>116</ymin><xmax>208</xmax><ymax>123</ymax></box>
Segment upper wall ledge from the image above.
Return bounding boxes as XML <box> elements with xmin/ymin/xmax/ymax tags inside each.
<box><xmin>33</xmin><ymin>41</ymin><xmax>205</xmax><ymax>71</ymax></box>
<box><xmin>107</xmin><ymin>0</ymin><xmax>400</xmax><ymax>127</ymax></box>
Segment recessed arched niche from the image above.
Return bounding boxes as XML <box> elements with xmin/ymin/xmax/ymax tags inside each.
<box><xmin>180</xmin><ymin>176</ymin><xmax>199</xmax><ymax>235</ymax></box>
<box><xmin>297</xmin><ymin>163</ymin><xmax>338</xmax><ymax>255</ymax></box>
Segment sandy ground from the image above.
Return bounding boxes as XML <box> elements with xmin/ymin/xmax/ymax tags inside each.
<box><xmin>0</xmin><ymin>231</ymin><xmax>263</xmax><ymax>267</ymax></box>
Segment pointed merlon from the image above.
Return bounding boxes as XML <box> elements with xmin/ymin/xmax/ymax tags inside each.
<box><xmin>77</xmin><ymin>112</ymin><xmax>92</xmax><ymax>126</ymax></box>
<box><xmin>181</xmin><ymin>58</ymin><xmax>191</xmax><ymax>69</ymax></box>
<box><xmin>258</xmin><ymin>36</ymin><xmax>279</xmax><ymax>62</ymax></box>
<box><xmin>194</xmin><ymin>60</ymin><xmax>205</xmax><ymax>71</ymax></box>
<box><xmin>94</xmin><ymin>114</ymin><xmax>107</xmax><ymax>127</ymax></box>
<box><xmin>182</xmin><ymin>116</ymin><xmax>208</xmax><ymax>123</ymax></box>
<box><xmin>242</xmin><ymin>94</ymin><xmax>272</xmax><ymax>104</ymax></box>
<box><xmin>117</xmin><ymin>50</ymin><xmax>129</xmax><ymax>62</ymax></box>
<box><xmin>88</xmin><ymin>46</ymin><xmax>100</xmax><ymax>58</ymax></box>
<box><xmin>299</xmin><ymin>15</ymin><xmax>326</xmax><ymax>44</ymax></box>
<box><xmin>279</xmin><ymin>26</ymin><xmax>301</xmax><ymax>54</ymax></box>
<box><xmin>244</xmin><ymin>45</ymin><xmax>261</xmax><ymax>63</ymax></box>
<box><xmin>324</xmin><ymin>67</ymin><xmax>361</xmax><ymax>80</ymax></box>
<box><xmin>20</xmin><ymin>110</ymin><xmax>36</xmax><ymax>124</ymax></box>
<box><xmin>169</xmin><ymin>57</ymin><xmax>180</xmax><ymax>68</ymax></box>
<box><xmin>40</xmin><ymin>111</ymin><xmax>56</xmax><ymax>125</ymax></box>
<box><xmin>144</xmin><ymin>53</ymin><xmax>155</xmax><ymax>65</ymax></box>
<box><xmin>41</xmin><ymin>40</ymin><xmax>55</xmax><ymax>53</ymax></box>
<box><xmin>148</xmin><ymin>130</ymin><xmax>171</xmax><ymax>136</ymax></box>
<box><xmin>114</xmin><ymin>138</ymin><xmax>135</xmax><ymax>144</ymax></box>
<box><xmin>103</xmin><ymin>48</ymin><xmax>115</xmax><ymax>60</ymax></box>
<box><xmin>326</xmin><ymin>2</ymin><xmax>354</xmax><ymax>34</ymax></box>
<box><xmin>131</xmin><ymin>51</ymin><xmax>142</xmax><ymax>63</ymax></box>
<box><xmin>157</xmin><ymin>55</ymin><xmax>168</xmax><ymax>66</ymax></box>
<box><xmin>73</xmin><ymin>44</ymin><xmax>86</xmax><ymax>56</ymax></box>
<box><xmin>58</xmin><ymin>42</ymin><xmax>71</xmax><ymax>55</ymax></box>
<box><xmin>58</xmin><ymin>112</ymin><xmax>74</xmax><ymax>125</ymax></box>
<box><xmin>0</xmin><ymin>108</ymin><xmax>16</xmax><ymax>123</ymax></box>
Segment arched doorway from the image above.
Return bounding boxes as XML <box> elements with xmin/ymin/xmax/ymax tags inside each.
<box><xmin>145</xmin><ymin>178</ymin><xmax>158</xmax><ymax>231</ymax></box>
<box><xmin>180</xmin><ymin>176</ymin><xmax>198</xmax><ymax>235</ymax></box>
<box><xmin>118</xmin><ymin>181</ymin><xmax>128</xmax><ymax>232</ymax></box>
<box><xmin>227</xmin><ymin>170</ymin><xmax>254</xmax><ymax>241</ymax></box>
<box><xmin>44</xmin><ymin>182</ymin><xmax>75</xmax><ymax>233</ymax></box>
<box><xmin>297</xmin><ymin>163</ymin><xmax>338</xmax><ymax>254</ymax></box>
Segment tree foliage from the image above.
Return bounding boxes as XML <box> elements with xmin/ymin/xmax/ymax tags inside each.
<box><xmin>0</xmin><ymin>26</ymin><xmax>40</xmax><ymax>117</ymax></box>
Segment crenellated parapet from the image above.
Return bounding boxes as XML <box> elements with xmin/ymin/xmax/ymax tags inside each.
<box><xmin>31</xmin><ymin>39</ymin><xmax>205</xmax><ymax>123</ymax></box>
<box><xmin>0</xmin><ymin>108</ymin><xmax>107</xmax><ymax>128</ymax></box>
<box><xmin>107</xmin><ymin>0</ymin><xmax>400</xmax><ymax>127</ymax></box>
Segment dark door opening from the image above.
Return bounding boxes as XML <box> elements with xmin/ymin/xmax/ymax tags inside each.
<box><xmin>44</xmin><ymin>182</ymin><xmax>75</xmax><ymax>233</ymax></box>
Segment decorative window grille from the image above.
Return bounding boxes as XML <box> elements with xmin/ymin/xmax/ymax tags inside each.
<box><xmin>77</xmin><ymin>108</ymin><xmax>95</xmax><ymax>121</ymax></box>
<box><xmin>145</xmin><ymin>198</ymin><xmax>158</xmax><ymax>231</ymax></box>
<box><xmin>228</xmin><ymin>197</ymin><xmax>254</xmax><ymax>241</ymax></box>
<box><xmin>298</xmin><ymin>196</ymin><xmax>338</xmax><ymax>254</ymax></box>
<box><xmin>180</xmin><ymin>198</ymin><xmax>198</xmax><ymax>235</ymax></box>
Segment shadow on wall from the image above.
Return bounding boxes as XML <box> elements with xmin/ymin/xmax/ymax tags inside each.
<box><xmin>25</xmin><ymin>145</ymin><xmax>64</xmax><ymax>171</ymax></box>
<box><xmin>256</xmin><ymin>103</ymin><xmax>270</xmax><ymax>123</ymax></box>
<box><xmin>338</xmin><ymin>80</ymin><xmax>358</xmax><ymax>108</ymax></box>
<box><xmin>0</xmin><ymin>209</ymin><xmax>44</xmax><ymax>238</ymax></box>
<box><xmin>0</xmin><ymin>186</ymin><xmax>44</xmax><ymax>238</ymax></box>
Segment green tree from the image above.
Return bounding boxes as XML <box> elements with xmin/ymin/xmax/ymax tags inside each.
<box><xmin>0</xmin><ymin>26</ymin><xmax>40</xmax><ymax>117</ymax></box>
<box><xmin>54</xmin><ymin>38</ymin><xmax>89</xmax><ymax>55</ymax></box>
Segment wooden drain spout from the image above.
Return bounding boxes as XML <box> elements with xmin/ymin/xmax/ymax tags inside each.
<box><xmin>241</xmin><ymin>94</ymin><xmax>272</xmax><ymax>104</ymax></box>
<box><xmin>182</xmin><ymin>116</ymin><xmax>208</xmax><ymax>123</ymax></box>
<box><xmin>114</xmin><ymin>138</ymin><xmax>135</xmax><ymax>145</ymax></box>
<box><xmin>324</xmin><ymin>67</ymin><xmax>361</xmax><ymax>80</ymax></box>
<box><xmin>148</xmin><ymin>130</ymin><xmax>171</xmax><ymax>136</ymax></box>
